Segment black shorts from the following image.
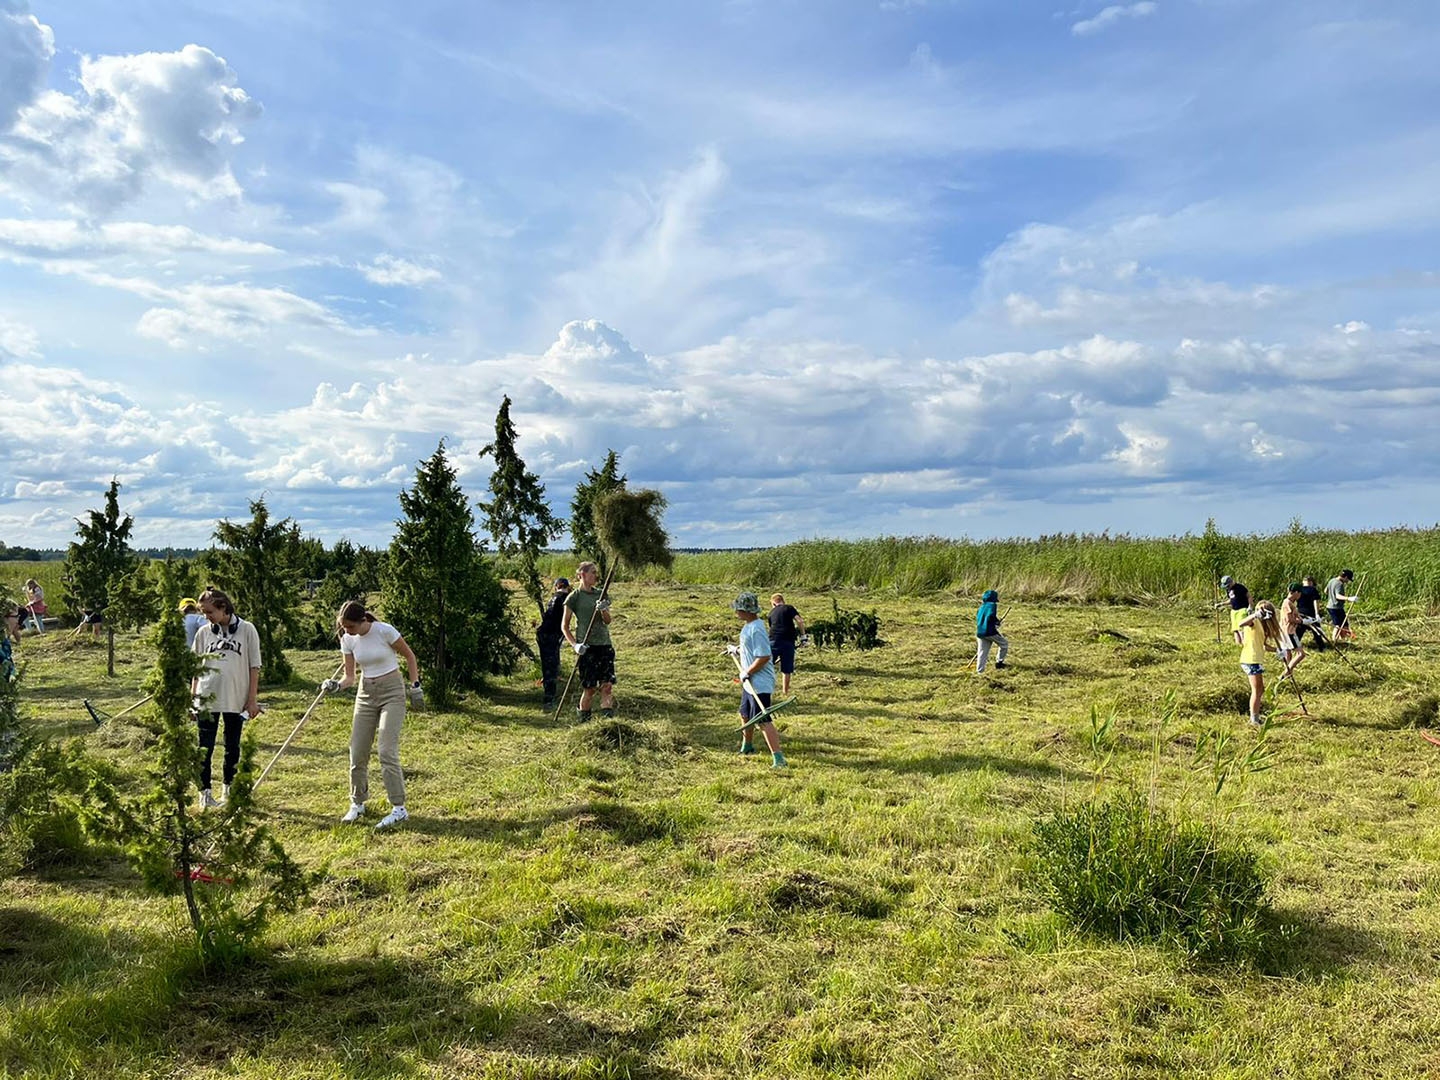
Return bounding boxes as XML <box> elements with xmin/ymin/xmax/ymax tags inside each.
<box><xmin>578</xmin><ymin>644</ymin><xmax>616</xmax><ymax>689</ymax></box>
<box><xmin>739</xmin><ymin>689</ymin><xmax>772</xmax><ymax>722</ymax></box>
<box><xmin>1327</xmin><ymin>606</ymin><xmax>1346</xmax><ymax>627</ymax></box>
<box><xmin>770</xmin><ymin>639</ymin><xmax>796</xmax><ymax>674</ymax></box>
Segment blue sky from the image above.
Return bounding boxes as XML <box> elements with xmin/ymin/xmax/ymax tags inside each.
<box><xmin>3</xmin><ymin>0</ymin><xmax>1439</xmax><ymax>549</ymax></box>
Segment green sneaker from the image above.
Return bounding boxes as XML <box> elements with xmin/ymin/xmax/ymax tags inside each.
<box><xmin>771</xmin><ymin>752</ymin><xmax>788</xmax><ymax>768</ymax></box>
<box><xmin>739</xmin><ymin>742</ymin><xmax>756</xmax><ymax>755</ymax></box>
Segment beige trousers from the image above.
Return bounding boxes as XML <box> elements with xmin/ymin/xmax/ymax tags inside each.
<box><xmin>350</xmin><ymin>670</ymin><xmax>406</xmax><ymax>806</ymax></box>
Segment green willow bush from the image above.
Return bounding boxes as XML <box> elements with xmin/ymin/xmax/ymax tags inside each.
<box><xmin>1031</xmin><ymin>792</ymin><xmax>1270</xmax><ymax>962</ymax></box>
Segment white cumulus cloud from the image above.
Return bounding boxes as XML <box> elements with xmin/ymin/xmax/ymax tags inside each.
<box><xmin>0</xmin><ymin>40</ymin><xmax>261</xmax><ymax>213</ymax></box>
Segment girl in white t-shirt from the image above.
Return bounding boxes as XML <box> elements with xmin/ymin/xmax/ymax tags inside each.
<box><xmin>324</xmin><ymin>601</ymin><xmax>423</xmax><ymax>830</ymax></box>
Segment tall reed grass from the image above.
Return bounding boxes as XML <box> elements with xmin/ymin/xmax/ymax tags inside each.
<box><xmin>536</xmin><ymin>524</ymin><xmax>1440</xmax><ymax>609</ymax></box>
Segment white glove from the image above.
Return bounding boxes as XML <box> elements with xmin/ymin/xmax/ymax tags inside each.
<box><xmin>321</xmin><ymin>678</ymin><xmax>341</xmax><ymax>693</ymax></box>
<box><xmin>725</xmin><ymin>644</ymin><xmax>741</xmax><ymax>657</ymax></box>
<box><xmin>595</xmin><ymin>598</ymin><xmax>611</xmax><ymax>612</ymax></box>
<box><xmin>191</xmin><ymin>695</ymin><xmax>205</xmax><ymax>714</ymax></box>
<box><xmin>407</xmin><ymin>682</ymin><xmax>425</xmax><ymax>706</ymax></box>
<box><xmin>573</xmin><ymin>642</ymin><xmax>588</xmax><ymax>656</ymax></box>
<box><xmin>797</xmin><ymin>634</ymin><xmax>810</xmax><ymax>648</ymax></box>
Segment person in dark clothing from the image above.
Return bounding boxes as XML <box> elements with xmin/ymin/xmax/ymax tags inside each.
<box><xmin>767</xmin><ymin>593</ymin><xmax>807</xmax><ymax>694</ymax></box>
<box><xmin>536</xmin><ymin>577</ymin><xmax>571</xmax><ymax>710</ymax></box>
<box><xmin>1295</xmin><ymin>575</ymin><xmax>1327</xmax><ymax>650</ymax></box>
<box><xmin>1220</xmin><ymin>575</ymin><xmax>1248</xmax><ymax>611</ymax></box>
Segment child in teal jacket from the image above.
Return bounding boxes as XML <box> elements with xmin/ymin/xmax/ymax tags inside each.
<box><xmin>975</xmin><ymin>589</ymin><xmax>1009</xmax><ymax>672</ymax></box>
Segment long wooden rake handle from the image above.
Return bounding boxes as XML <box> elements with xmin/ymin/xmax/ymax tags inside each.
<box><xmin>253</xmin><ymin>663</ymin><xmax>344</xmax><ymax>791</ymax></box>
<box><xmin>111</xmin><ymin>693</ymin><xmax>153</xmax><ymax>721</ymax></box>
<box><xmin>551</xmin><ymin>562</ymin><xmax>618</xmax><ymax>722</ymax></box>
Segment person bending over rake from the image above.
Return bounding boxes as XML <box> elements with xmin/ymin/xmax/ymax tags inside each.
<box><xmin>731</xmin><ymin>592</ymin><xmax>787</xmax><ymax>768</ymax></box>
<box><xmin>1231</xmin><ymin>588</ymin><xmax>1282</xmax><ymax>726</ymax></box>
<box><xmin>536</xmin><ymin>576</ymin><xmax>570</xmax><ymax>711</ymax></box>
<box><xmin>1277</xmin><ymin>583</ymin><xmax>1307</xmax><ymax>678</ymax></box>
<box><xmin>323</xmin><ymin>600</ymin><xmax>423</xmax><ymax>831</ymax></box>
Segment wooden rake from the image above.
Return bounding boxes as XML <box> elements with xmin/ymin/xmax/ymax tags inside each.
<box><xmin>726</xmin><ymin>647</ymin><xmax>797</xmax><ymax>734</ymax></box>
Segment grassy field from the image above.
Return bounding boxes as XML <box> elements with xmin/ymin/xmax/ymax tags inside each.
<box><xmin>4</xmin><ymin>585</ymin><xmax>1440</xmax><ymax>1078</ymax></box>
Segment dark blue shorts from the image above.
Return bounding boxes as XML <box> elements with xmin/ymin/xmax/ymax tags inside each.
<box><xmin>770</xmin><ymin>639</ymin><xmax>795</xmax><ymax>674</ymax></box>
<box><xmin>1327</xmin><ymin>606</ymin><xmax>1346</xmax><ymax>627</ymax></box>
<box><xmin>739</xmin><ymin>689</ymin><xmax>772</xmax><ymax>722</ymax></box>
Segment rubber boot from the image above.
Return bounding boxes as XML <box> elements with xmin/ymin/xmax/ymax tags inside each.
<box><xmin>601</xmin><ymin>707</ymin><xmax>615</xmax><ymax>719</ymax></box>
<box><xmin>577</xmin><ymin>708</ymin><xmax>592</xmax><ymax>723</ymax></box>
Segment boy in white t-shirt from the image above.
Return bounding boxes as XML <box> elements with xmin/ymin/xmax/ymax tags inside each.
<box><xmin>190</xmin><ymin>588</ymin><xmax>262</xmax><ymax>808</ymax></box>
<box><xmin>730</xmin><ymin>592</ymin><xmax>786</xmax><ymax>768</ymax></box>
<box><xmin>323</xmin><ymin>601</ymin><xmax>423</xmax><ymax>830</ymax></box>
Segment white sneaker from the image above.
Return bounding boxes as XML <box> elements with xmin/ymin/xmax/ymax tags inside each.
<box><xmin>198</xmin><ymin>788</ymin><xmax>220</xmax><ymax>810</ymax></box>
<box><xmin>374</xmin><ymin>806</ymin><xmax>409</xmax><ymax>831</ymax></box>
<box><xmin>340</xmin><ymin>802</ymin><xmax>366</xmax><ymax>824</ymax></box>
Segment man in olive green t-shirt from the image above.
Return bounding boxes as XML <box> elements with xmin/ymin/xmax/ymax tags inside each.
<box><xmin>563</xmin><ymin>562</ymin><xmax>615</xmax><ymax>720</ymax></box>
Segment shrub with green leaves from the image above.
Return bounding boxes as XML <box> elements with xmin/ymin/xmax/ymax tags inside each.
<box><xmin>1030</xmin><ymin>790</ymin><xmax>1271</xmax><ymax>961</ymax></box>
<box><xmin>808</xmin><ymin>596</ymin><xmax>884</xmax><ymax>651</ymax></box>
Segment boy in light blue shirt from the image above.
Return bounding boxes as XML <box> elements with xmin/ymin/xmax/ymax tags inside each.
<box><xmin>731</xmin><ymin>592</ymin><xmax>786</xmax><ymax>768</ymax></box>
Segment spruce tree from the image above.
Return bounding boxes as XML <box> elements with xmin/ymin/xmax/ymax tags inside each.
<box><xmin>211</xmin><ymin>499</ymin><xmax>301</xmax><ymax>684</ymax></box>
<box><xmin>569</xmin><ymin>449</ymin><xmax>627</xmax><ymax>582</ymax></box>
<box><xmin>478</xmin><ymin>395</ymin><xmax>565</xmax><ymax>617</ymax></box>
<box><xmin>111</xmin><ymin>558</ymin><xmax>308</xmax><ymax>962</ymax></box>
<box><xmin>61</xmin><ymin>478</ymin><xmax>138</xmax><ymax>624</ymax></box>
<box><xmin>387</xmin><ymin>442</ymin><xmax>516</xmax><ymax>709</ymax></box>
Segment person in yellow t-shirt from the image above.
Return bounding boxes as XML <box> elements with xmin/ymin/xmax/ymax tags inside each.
<box><xmin>1231</xmin><ymin>588</ymin><xmax>1281</xmax><ymax>726</ymax></box>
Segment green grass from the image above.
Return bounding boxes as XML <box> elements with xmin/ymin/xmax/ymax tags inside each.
<box><xmin>5</xmin><ymin>585</ymin><xmax>1440</xmax><ymax>1077</ymax></box>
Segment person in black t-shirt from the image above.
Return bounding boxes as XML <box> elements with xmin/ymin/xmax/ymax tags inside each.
<box><xmin>767</xmin><ymin>593</ymin><xmax>806</xmax><ymax>694</ymax></box>
<box><xmin>1295</xmin><ymin>575</ymin><xmax>1327</xmax><ymax>650</ymax></box>
<box><xmin>536</xmin><ymin>577</ymin><xmax>570</xmax><ymax>710</ymax></box>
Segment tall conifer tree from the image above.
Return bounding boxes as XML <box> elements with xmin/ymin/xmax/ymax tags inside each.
<box><xmin>211</xmin><ymin>499</ymin><xmax>301</xmax><ymax>684</ymax></box>
<box><xmin>478</xmin><ymin>396</ymin><xmax>565</xmax><ymax>617</ymax></box>
<box><xmin>387</xmin><ymin>442</ymin><xmax>515</xmax><ymax>708</ymax></box>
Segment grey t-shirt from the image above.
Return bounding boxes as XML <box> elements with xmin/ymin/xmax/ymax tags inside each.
<box><xmin>1326</xmin><ymin>577</ymin><xmax>1348</xmax><ymax>608</ymax></box>
<box><xmin>564</xmin><ymin>587</ymin><xmax>612</xmax><ymax>648</ymax></box>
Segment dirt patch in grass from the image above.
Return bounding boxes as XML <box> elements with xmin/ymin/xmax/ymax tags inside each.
<box><xmin>765</xmin><ymin>869</ymin><xmax>891</xmax><ymax>919</ymax></box>
<box><xmin>572</xmin><ymin>718</ymin><xmax>687</xmax><ymax>756</ymax></box>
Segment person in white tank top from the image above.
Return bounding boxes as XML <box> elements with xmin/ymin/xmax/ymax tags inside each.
<box><xmin>323</xmin><ymin>600</ymin><xmax>423</xmax><ymax>830</ymax></box>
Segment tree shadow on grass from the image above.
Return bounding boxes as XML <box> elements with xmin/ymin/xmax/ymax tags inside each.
<box><xmin>1</xmin><ymin>921</ymin><xmax>683</xmax><ymax>1078</ymax></box>
<box><xmin>781</xmin><ymin>727</ymin><xmax>1083</xmax><ymax>783</ymax></box>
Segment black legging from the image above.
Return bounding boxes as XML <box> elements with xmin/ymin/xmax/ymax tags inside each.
<box><xmin>198</xmin><ymin>711</ymin><xmax>245</xmax><ymax>788</ymax></box>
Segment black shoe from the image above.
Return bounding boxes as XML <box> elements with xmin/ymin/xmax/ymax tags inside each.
<box><xmin>601</xmin><ymin>707</ymin><xmax>616</xmax><ymax>719</ymax></box>
<box><xmin>542</xmin><ymin>699</ymin><xmax>555</xmax><ymax>711</ymax></box>
<box><xmin>994</xmin><ymin>661</ymin><xmax>1008</xmax><ymax>669</ymax></box>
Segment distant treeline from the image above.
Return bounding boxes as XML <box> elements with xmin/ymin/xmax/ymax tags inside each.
<box><xmin>537</xmin><ymin>527</ymin><xmax>1440</xmax><ymax>611</ymax></box>
<box><xmin>0</xmin><ymin>545</ymin><xmax>203</xmax><ymax>561</ymax></box>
